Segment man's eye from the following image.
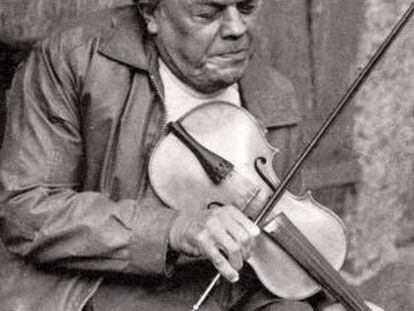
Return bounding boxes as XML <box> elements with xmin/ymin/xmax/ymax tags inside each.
<box><xmin>237</xmin><ymin>0</ymin><xmax>259</xmax><ymax>14</ymax></box>
<box><xmin>196</xmin><ymin>8</ymin><xmax>220</xmax><ymax>20</ymax></box>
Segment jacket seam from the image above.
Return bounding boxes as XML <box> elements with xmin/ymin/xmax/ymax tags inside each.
<box><xmin>76</xmin><ymin>278</ymin><xmax>103</xmax><ymax>311</ymax></box>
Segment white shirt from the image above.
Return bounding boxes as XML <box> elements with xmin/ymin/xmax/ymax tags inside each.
<box><xmin>158</xmin><ymin>59</ymin><xmax>241</xmax><ymax>122</ymax></box>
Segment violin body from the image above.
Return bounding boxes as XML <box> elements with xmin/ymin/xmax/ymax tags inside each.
<box><xmin>149</xmin><ymin>102</ymin><xmax>347</xmax><ymax>299</ymax></box>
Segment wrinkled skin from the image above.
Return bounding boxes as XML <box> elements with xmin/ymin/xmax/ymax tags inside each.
<box><xmin>140</xmin><ymin>0</ymin><xmax>261</xmax><ymax>93</ymax></box>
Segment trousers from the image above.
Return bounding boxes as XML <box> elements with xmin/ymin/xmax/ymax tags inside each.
<box><xmin>83</xmin><ymin>277</ymin><xmax>314</xmax><ymax>311</ymax></box>
<box><xmin>83</xmin><ymin>296</ymin><xmax>313</xmax><ymax>311</ymax></box>
<box><xmin>83</xmin><ymin>265</ymin><xmax>316</xmax><ymax>311</ymax></box>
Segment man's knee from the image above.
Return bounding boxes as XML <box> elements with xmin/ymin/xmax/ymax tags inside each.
<box><xmin>259</xmin><ymin>300</ymin><xmax>314</xmax><ymax>311</ymax></box>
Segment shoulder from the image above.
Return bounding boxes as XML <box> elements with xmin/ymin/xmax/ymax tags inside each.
<box><xmin>268</xmin><ymin>69</ymin><xmax>296</xmax><ymax>98</ymax></box>
<box><xmin>241</xmin><ymin>55</ymin><xmax>301</xmax><ymax>127</ymax></box>
<box><xmin>268</xmin><ymin>67</ymin><xmax>301</xmax><ymax>120</ymax></box>
<box><xmin>33</xmin><ymin>5</ymin><xmax>141</xmax><ymax>61</ymax></box>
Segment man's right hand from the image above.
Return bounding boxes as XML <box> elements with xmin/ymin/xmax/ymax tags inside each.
<box><xmin>169</xmin><ymin>206</ymin><xmax>260</xmax><ymax>283</ymax></box>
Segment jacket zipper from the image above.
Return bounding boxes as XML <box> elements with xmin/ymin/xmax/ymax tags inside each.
<box><xmin>138</xmin><ymin>73</ymin><xmax>168</xmax><ymax>196</ymax></box>
<box><xmin>149</xmin><ymin>73</ymin><xmax>168</xmax><ymax>130</ymax></box>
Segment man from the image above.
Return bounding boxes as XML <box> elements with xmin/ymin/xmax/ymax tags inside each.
<box><xmin>0</xmin><ymin>0</ymin><xmax>382</xmax><ymax>310</ymax></box>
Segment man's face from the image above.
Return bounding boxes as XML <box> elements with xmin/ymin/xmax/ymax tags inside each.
<box><xmin>148</xmin><ymin>0</ymin><xmax>262</xmax><ymax>93</ymax></box>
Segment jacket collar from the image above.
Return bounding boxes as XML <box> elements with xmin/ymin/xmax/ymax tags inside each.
<box><xmin>98</xmin><ymin>6</ymin><xmax>301</xmax><ymax>128</ymax></box>
<box><xmin>98</xmin><ymin>6</ymin><xmax>151</xmax><ymax>72</ymax></box>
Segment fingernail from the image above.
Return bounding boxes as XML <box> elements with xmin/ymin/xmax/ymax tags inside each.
<box><xmin>231</xmin><ymin>274</ymin><xmax>239</xmax><ymax>283</ymax></box>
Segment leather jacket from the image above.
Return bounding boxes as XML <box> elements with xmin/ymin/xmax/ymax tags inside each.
<box><xmin>0</xmin><ymin>5</ymin><xmax>301</xmax><ymax>311</ymax></box>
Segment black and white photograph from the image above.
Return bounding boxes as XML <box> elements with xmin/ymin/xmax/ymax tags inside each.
<box><xmin>0</xmin><ymin>1</ymin><xmax>412</xmax><ymax>310</ymax></box>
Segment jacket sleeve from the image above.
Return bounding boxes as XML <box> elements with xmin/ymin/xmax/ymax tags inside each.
<box><xmin>0</xmin><ymin>38</ymin><xmax>177</xmax><ymax>277</ymax></box>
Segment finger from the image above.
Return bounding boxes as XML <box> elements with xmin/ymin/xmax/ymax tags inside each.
<box><xmin>225</xmin><ymin>207</ymin><xmax>261</xmax><ymax>254</ymax></box>
<box><xmin>219</xmin><ymin>213</ymin><xmax>255</xmax><ymax>260</ymax></box>
<box><xmin>197</xmin><ymin>233</ymin><xmax>239</xmax><ymax>283</ymax></box>
<box><xmin>209</xmin><ymin>223</ymin><xmax>244</xmax><ymax>271</ymax></box>
<box><xmin>228</xmin><ymin>206</ymin><xmax>261</xmax><ymax>237</ymax></box>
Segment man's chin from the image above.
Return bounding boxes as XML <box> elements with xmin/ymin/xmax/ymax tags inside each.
<box><xmin>207</xmin><ymin>57</ymin><xmax>249</xmax><ymax>73</ymax></box>
<box><xmin>195</xmin><ymin>65</ymin><xmax>247</xmax><ymax>92</ymax></box>
<box><xmin>193</xmin><ymin>75</ymin><xmax>242</xmax><ymax>93</ymax></box>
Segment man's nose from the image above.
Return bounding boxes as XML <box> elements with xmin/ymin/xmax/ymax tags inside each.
<box><xmin>220</xmin><ymin>7</ymin><xmax>248</xmax><ymax>39</ymax></box>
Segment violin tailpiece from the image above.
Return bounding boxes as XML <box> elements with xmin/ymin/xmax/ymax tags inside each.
<box><xmin>168</xmin><ymin>121</ymin><xmax>234</xmax><ymax>185</ymax></box>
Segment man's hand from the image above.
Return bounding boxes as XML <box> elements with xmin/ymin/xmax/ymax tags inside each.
<box><xmin>169</xmin><ymin>206</ymin><xmax>260</xmax><ymax>283</ymax></box>
<box><xmin>321</xmin><ymin>301</ymin><xmax>384</xmax><ymax>311</ymax></box>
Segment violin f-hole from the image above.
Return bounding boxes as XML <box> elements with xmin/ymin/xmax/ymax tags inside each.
<box><xmin>254</xmin><ymin>157</ymin><xmax>278</xmax><ymax>192</ymax></box>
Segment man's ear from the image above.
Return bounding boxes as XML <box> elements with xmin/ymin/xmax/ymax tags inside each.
<box><xmin>137</xmin><ymin>0</ymin><xmax>159</xmax><ymax>34</ymax></box>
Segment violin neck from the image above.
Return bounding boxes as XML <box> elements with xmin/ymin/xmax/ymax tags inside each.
<box><xmin>265</xmin><ymin>213</ymin><xmax>370</xmax><ymax>311</ymax></box>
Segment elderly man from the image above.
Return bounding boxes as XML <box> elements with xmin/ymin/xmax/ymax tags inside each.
<box><xmin>0</xmin><ymin>1</ymin><xmax>382</xmax><ymax>311</ymax></box>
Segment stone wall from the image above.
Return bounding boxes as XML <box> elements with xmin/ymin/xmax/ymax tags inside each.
<box><xmin>351</xmin><ymin>0</ymin><xmax>414</xmax><ymax>280</ymax></box>
<box><xmin>351</xmin><ymin>1</ymin><xmax>414</xmax><ymax>310</ymax></box>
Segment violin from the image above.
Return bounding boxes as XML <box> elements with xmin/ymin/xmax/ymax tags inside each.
<box><xmin>148</xmin><ymin>3</ymin><xmax>413</xmax><ymax>311</ymax></box>
<box><xmin>149</xmin><ymin>101</ymin><xmax>362</xmax><ymax>309</ymax></box>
